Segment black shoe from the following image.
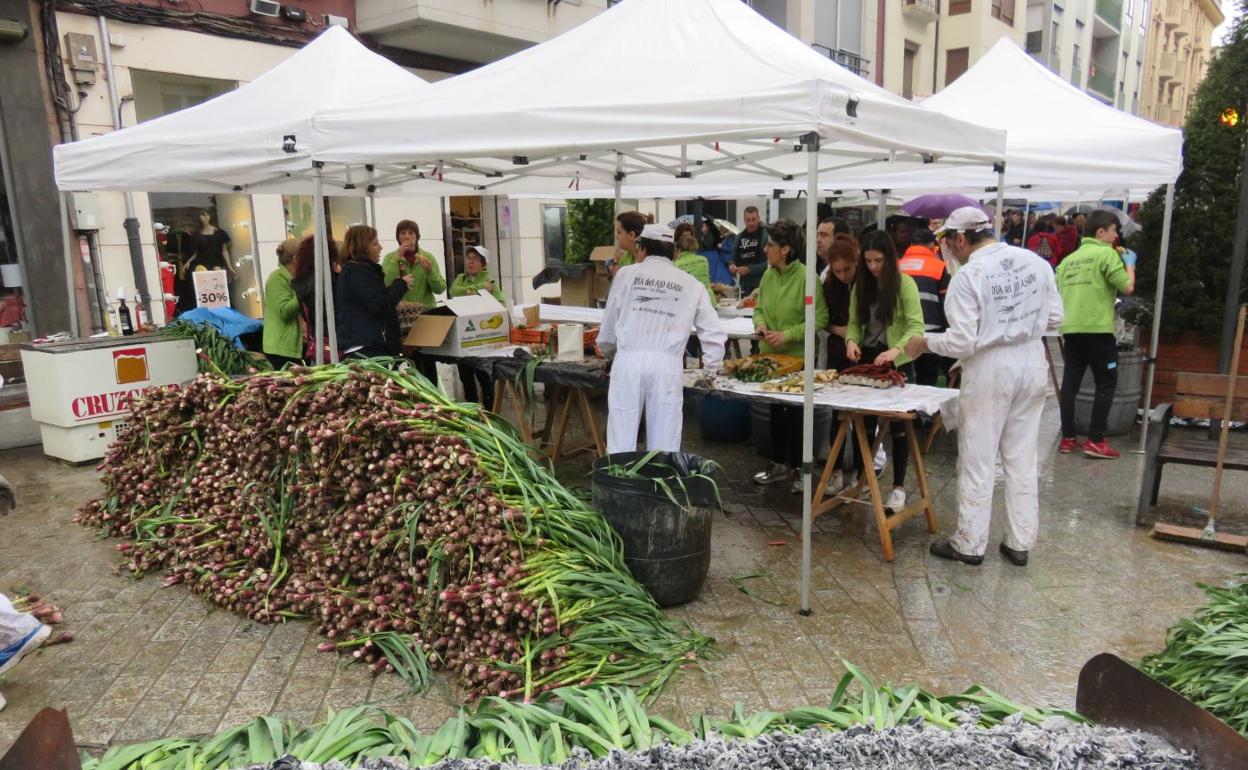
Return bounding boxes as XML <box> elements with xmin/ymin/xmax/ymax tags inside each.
<box><xmin>929</xmin><ymin>540</ymin><xmax>983</xmax><ymax>565</ymax></box>
<box><xmin>999</xmin><ymin>542</ymin><xmax>1029</xmax><ymax>566</ymax></box>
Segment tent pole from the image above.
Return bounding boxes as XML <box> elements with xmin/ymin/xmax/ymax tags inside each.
<box><xmin>800</xmin><ymin>133</ymin><xmax>819</xmax><ymax>618</ymax></box>
<box><xmin>506</xmin><ymin>195</ymin><xmax>519</xmax><ymax>307</ymax></box>
<box><xmin>1138</xmin><ymin>182</ymin><xmax>1174</xmax><ymax>453</ymax></box>
<box><xmin>614</xmin><ymin>153</ymin><xmax>623</xmax><ymax>222</ymax></box>
<box><xmin>994</xmin><ymin>166</ymin><xmax>1005</xmax><ymax>235</ymax></box>
<box><xmin>876</xmin><ymin>190</ymin><xmax>887</xmax><ymax>230</ymax></box>
<box><xmin>313</xmin><ymin>164</ymin><xmax>326</xmax><ymax>366</ymax></box>
<box><xmin>1022</xmin><ymin>200</ymin><xmax>1031</xmax><ymax>244</ymax></box>
<box><xmin>367</xmin><ymin>165</ymin><xmax>377</xmax><ymax>230</ymax></box>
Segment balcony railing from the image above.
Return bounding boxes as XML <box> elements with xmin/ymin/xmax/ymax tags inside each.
<box><xmin>1158</xmin><ymin>51</ymin><xmax>1176</xmax><ymax>81</ymax></box>
<box><xmin>1088</xmin><ymin>60</ymin><xmax>1116</xmax><ymax>97</ymax></box>
<box><xmin>902</xmin><ymin>0</ymin><xmax>941</xmax><ymax>22</ymax></box>
<box><xmin>812</xmin><ymin>44</ymin><xmax>871</xmax><ymax>78</ymax></box>
<box><xmin>1162</xmin><ymin>0</ymin><xmax>1181</xmax><ymax>27</ymax></box>
<box><xmin>1095</xmin><ymin>0</ymin><xmax>1123</xmax><ymax>27</ymax></box>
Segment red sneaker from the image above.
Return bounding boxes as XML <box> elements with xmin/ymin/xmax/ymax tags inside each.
<box><xmin>1058</xmin><ymin>437</ymin><xmax>1079</xmax><ymax>454</ymax></box>
<box><xmin>1083</xmin><ymin>439</ymin><xmax>1120</xmax><ymax>459</ymax></box>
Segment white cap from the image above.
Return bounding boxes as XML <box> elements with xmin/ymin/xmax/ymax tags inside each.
<box><xmin>638</xmin><ymin>223</ymin><xmax>674</xmax><ymax>243</ymax></box>
<box><xmin>936</xmin><ymin>206</ymin><xmax>992</xmax><ymax>236</ymax></box>
<box><xmin>466</xmin><ymin>245</ymin><xmax>491</xmax><ymax>260</ymax></box>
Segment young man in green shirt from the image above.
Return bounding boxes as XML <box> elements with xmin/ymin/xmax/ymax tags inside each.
<box><xmin>1055</xmin><ymin>209</ymin><xmax>1136</xmax><ymax>459</ymax></box>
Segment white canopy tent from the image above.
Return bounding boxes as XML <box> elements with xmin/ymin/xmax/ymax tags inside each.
<box><xmin>52</xmin><ymin>26</ymin><xmax>438</xmax><ymax>363</ymax></box>
<box><xmin>53</xmin><ymin>26</ymin><xmax>431</xmax><ymax>196</ymax></box>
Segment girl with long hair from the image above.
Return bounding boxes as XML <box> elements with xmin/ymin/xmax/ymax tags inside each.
<box><xmin>846</xmin><ymin>231</ymin><xmax>925</xmax><ymax>511</ymax></box>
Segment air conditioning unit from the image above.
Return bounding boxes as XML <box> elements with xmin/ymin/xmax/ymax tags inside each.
<box><xmin>250</xmin><ymin>0</ymin><xmax>281</xmax><ymax>18</ymax></box>
<box><xmin>323</xmin><ymin>14</ymin><xmax>349</xmax><ymax>28</ymax></box>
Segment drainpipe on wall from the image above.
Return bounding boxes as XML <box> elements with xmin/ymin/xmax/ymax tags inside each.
<box><xmin>932</xmin><ymin>0</ymin><xmax>940</xmax><ymax>93</ymax></box>
<box><xmin>97</xmin><ymin>15</ymin><xmax>151</xmax><ymax>322</ymax></box>
<box><xmin>876</xmin><ymin>0</ymin><xmax>886</xmax><ymax>86</ymax></box>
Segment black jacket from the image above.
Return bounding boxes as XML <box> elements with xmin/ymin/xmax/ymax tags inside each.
<box><xmin>336</xmin><ymin>257</ymin><xmax>407</xmax><ymax>355</ymax></box>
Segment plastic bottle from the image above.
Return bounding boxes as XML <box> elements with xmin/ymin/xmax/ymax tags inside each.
<box><xmin>134</xmin><ymin>294</ymin><xmax>148</xmax><ymax>331</ymax></box>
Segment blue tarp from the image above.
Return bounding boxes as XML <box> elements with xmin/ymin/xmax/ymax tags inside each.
<box><xmin>178</xmin><ymin>307</ymin><xmax>263</xmax><ymax>348</ymax></box>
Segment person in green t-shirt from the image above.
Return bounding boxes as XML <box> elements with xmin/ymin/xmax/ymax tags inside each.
<box><xmin>1055</xmin><ymin>209</ymin><xmax>1136</xmax><ymax>459</ymax></box>
<box><xmin>672</xmin><ymin>224</ymin><xmax>715</xmax><ymax>303</ymax></box>
<box><xmin>608</xmin><ymin>211</ymin><xmax>645</xmax><ymax>278</ymax></box>
<box><xmin>381</xmin><ymin>219</ymin><xmax>446</xmax><ymax>308</ymax></box>
<box><xmin>450</xmin><ymin>245</ymin><xmax>502</xmax><ymax>409</ymax></box>
<box><xmin>381</xmin><ymin>219</ymin><xmax>445</xmax><ymax>383</ymax></box>
<box><xmin>751</xmin><ymin>219</ymin><xmax>831</xmax><ymax>494</ymax></box>
<box><xmin>449</xmin><ymin>245</ymin><xmax>505</xmax><ymax>303</ymax></box>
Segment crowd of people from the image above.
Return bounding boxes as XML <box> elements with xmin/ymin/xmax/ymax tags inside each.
<box><xmin>252</xmin><ymin>199</ymin><xmax>1138</xmax><ymax>568</ymax></box>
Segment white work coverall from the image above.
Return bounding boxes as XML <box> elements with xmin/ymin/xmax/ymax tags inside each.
<box><xmin>926</xmin><ymin>242</ymin><xmax>1063</xmax><ymax>556</ymax></box>
<box><xmin>0</xmin><ymin>593</ymin><xmax>39</xmax><ymax>653</ymax></box>
<box><xmin>598</xmin><ymin>256</ymin><xmax>727</xmax><ymax>454</ymax></box>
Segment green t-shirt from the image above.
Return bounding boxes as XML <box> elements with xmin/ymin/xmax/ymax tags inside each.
<box><xmin>674</xmin><ymin>251</ymin><xmax>715</xmax><ymax>302</ymax></box>
<box><xmin>1056</xmin><ymin>238</ymin><xmax>1130</xmax><ymax>334</ymax></box>
<box><xmin>754</xmin><ymin>261</ymin><xmax>829</xmax><ymax>357</ymax></box>
<box><xmin>449</xmin><ymin>270</ymin><xmax>505</xmax><ymax>303</ymax></box>
<box><xmin>381</xmin><ymin>248</ymin><xmax>447</xmax><ymax>307</ymax></box>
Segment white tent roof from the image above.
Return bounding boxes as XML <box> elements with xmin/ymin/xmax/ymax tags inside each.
<box><xmin>54</xmin><ymin>27</ymin><xmax>429</xmax><ymax>195</ymax></box>
<box><xmin>314</xmin><ymin>0</ymin><xmax>1005</xmax><ymax>195</ymax></box>
<box><xmin>808</xmin><ymin>38</ymin><xmax>1182</xmax><ymax>196</ymax></box>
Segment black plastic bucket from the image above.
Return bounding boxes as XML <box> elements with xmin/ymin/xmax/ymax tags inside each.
<box><xmin>591</xmin><ymin>452</ymin><xmax>718</xmax><ymax>607</ymax></box>
<box><xmin>699</xmin><ymin>393</ymin><xmax>751</xmax><ymax>442</ymax></box>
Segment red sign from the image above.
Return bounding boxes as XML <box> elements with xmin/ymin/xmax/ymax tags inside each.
<box><xmin>113</xmin><ymin>348</ymin><xmax>150</xmax><ymax>384</ymax></box>
<box><xmin>70</xmin><ymin>386</ymin><xmax>153</xmax><ymax>421</ymax></box>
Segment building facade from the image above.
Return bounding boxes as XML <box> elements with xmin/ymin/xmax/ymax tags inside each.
<box><xmin>1138</xmin><ymin>0</ymin><xmax>1224</xmax><ymax>126</ymax></box>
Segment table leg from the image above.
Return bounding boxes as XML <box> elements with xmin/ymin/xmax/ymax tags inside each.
<box><xmin>577</xmin><ymin>389</ymin><xmax>605</xmax><ymax>458</ymax></box>
<box><xmin>923</xmin><ymin>414</ymin><xmax>944</xmax><ymax>453</ymax></box>
<box><xmin>548</xmin><ymin>388</ymin><xmax>575</xmax><ymax>460</ymax></box>
<box><xmin>1045</xmin><ymin>338</ymin><xmax>1061</xmax><ymax>396</ymax></box>
<box><xmin>853</xmin><ymin>414</ymin><xmax>894</xmax><ymax>562</ymax></box>
<box><xmin>905</xmin><ymin>420</ymin><xmax>938</xmax><ymax>534</ymax></box>
<box><xmin>811</xmin><ymin>415</ymin><xmax>850</xmax><ymax>517</ymax></box>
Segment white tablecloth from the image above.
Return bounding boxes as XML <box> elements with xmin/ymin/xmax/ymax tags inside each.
<box><xmin>684</xmin><ymin>371</ymin><xmax>958</xmax><ymax>418</ymax></box>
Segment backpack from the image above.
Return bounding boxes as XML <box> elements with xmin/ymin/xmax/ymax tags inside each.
<box><xmin>1031</xmin><ymin>235</ymin><xmax>1055</xmax><ymax>267</ymax></box>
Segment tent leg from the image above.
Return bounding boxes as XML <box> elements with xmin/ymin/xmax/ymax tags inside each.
<box><xmin>367</xmin><ymin>165</ymin><xmax>377</xmax><ymax>230</ymax></box>
<box><xmin>505</xmin><ymin>195</ymin><xmax>519</xmax><ymax>308</ymax></box>
<box><xmin>876</xmin><ymin>190</ymin><xmax>887</xmax><ymax>230</ymax></box>
<box><xmin>993</xmin><ymin>167</ymin><xmax>1005</xmax><ymax>235</ymax></box>
<box><xmin>313</xmin><ymin>165</ymin><xmax>326</xmax><ymax>365</ymax></box>
<box><xmin>1138</xmin><ymin>183</ymin><xmax>1174</xmax><ymax>453</ymax></box>
<box><xmin>800</xmin><ymin>134</ymin><xmax>819</xmax><ymax>617</ymax></box>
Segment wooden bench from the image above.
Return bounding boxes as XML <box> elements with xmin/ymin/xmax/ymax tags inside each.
<box><xmin>1137</xmin><ymin>372</ymin><xmax>1248</xmax><ymax>523</ymax></box>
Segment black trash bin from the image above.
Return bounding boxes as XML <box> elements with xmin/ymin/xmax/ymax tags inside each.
<box><xmin>591</xmin><ymin>451</ymin><xmax>718</xmax><ymax>607</ymax></box>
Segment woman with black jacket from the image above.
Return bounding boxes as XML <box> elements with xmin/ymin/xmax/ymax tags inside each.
<box><xmin>336</xmin><ymin>225</ymin><xmax>412</xmax><ymax>358</ymax></box>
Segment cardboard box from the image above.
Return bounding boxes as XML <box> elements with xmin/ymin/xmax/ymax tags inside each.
<box><xmin>404</xmin><ymin>292</ymin><xmax>510</xmax><ymax>356</ymax></box>
<box><xmin>590</xmin><ymin>246</ymin><xmax>615</xmax><ymax>304</ymax></box>
<box><xmin>559</xmin><ymin>264</ymin><xmax>597</xmax><ymax>308</ymax></box>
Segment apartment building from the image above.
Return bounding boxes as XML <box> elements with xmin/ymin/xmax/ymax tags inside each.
<box><xmin>1138</xmin><ymin>0</ymin><xmax>1224</xmax><ymax>126</ymax></box>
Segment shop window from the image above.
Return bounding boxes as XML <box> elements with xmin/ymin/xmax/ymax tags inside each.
<box><xmin>150</xmin><ymin>193</ymin><xmax>262</xmax><ymax>319</ymax></box>
<box><xmin>991</xmin><ymin>0</ymin><xmax>1015</xmax><ymax>26</ymax></box>
<box><xmin>449</xmin><ymin>196</ymin><xmax>484</xmax><ymax>279</ymax></box>
<box><xmin>542</xmin><ymin>205</ymin><xmax>567</xmax><ymax>264</ymax></box>
<box><xmin>131</xmin><ymin>70</ymin><xmax>234</xmax><ymax>124</ymax></box>
<box><xmin>946</xmin><ymin>48</ymin><xmax>970</xmax><ymax>85</ymax></box>
<box><xmin>282</xmin><ymin>196</ymin><xmax>366</xmax><ymax>243</ymax></box>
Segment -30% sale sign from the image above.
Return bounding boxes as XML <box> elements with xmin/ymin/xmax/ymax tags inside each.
<box><xmin>193</xmin><ymin>270</ymin><xmax>231</xmax><ymax>309</ymax></box>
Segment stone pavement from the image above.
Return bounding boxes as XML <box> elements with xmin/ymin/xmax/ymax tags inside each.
<box><xmin>1</xmin><ymin>391</ymin><xmax>1245</xmax><ymax>757</ymax></box>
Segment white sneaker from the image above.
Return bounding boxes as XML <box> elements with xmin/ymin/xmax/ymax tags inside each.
<box><xmin>0</xmin><ymin>690</ymin><xmax>6</xmax><ymax>712</ymax></box>
<box><xmin>874</xmin><ymin>445</ymin><xmax>887</xmax><ymax>473</ymax></box>
<box><xmin>885</xmin><ymin>487</ymin><xmax>907</xmax><ymax>512</ymax></box>
<box><xmin>823</xmin><ymin>470</ymin><xmax>846</xmax><ymax>496</ymax></box>
<box><xmin>753</xmin><ymin>463</ymin><xmax>790</xmax><ymax>485</ymax></box>
<box><xmin>789</xmin><ymin>473</ymin><xmax>805</xmax><ymax>494</ymax></box>
<box><xmin>0</xmin><ymin>624</ymin><xmax>51</xmax><ymax>677</ymax></box>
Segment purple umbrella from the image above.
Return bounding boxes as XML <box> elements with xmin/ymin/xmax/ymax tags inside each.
<box><xmin>902</xmin><ymin>194</ymin><xmax>989</xmax><ymax>219</ymax></box>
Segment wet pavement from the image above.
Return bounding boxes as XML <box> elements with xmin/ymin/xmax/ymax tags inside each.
<box><xmin>1</xmin><ymin>383</ymin><xmax>1246</xmax><ymax>756</ymax></box>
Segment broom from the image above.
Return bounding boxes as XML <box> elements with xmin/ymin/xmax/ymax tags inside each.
<box><xmin>1151</xmin><ymin>304</ymin><xmax>1248</xmax><ymax>551</ymax></box>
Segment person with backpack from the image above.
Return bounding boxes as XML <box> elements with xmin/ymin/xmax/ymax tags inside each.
<box><xmin>1026</xmin><ymin>217</ymin><xmax>1062</xmax><ymax>269</ymax></box>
